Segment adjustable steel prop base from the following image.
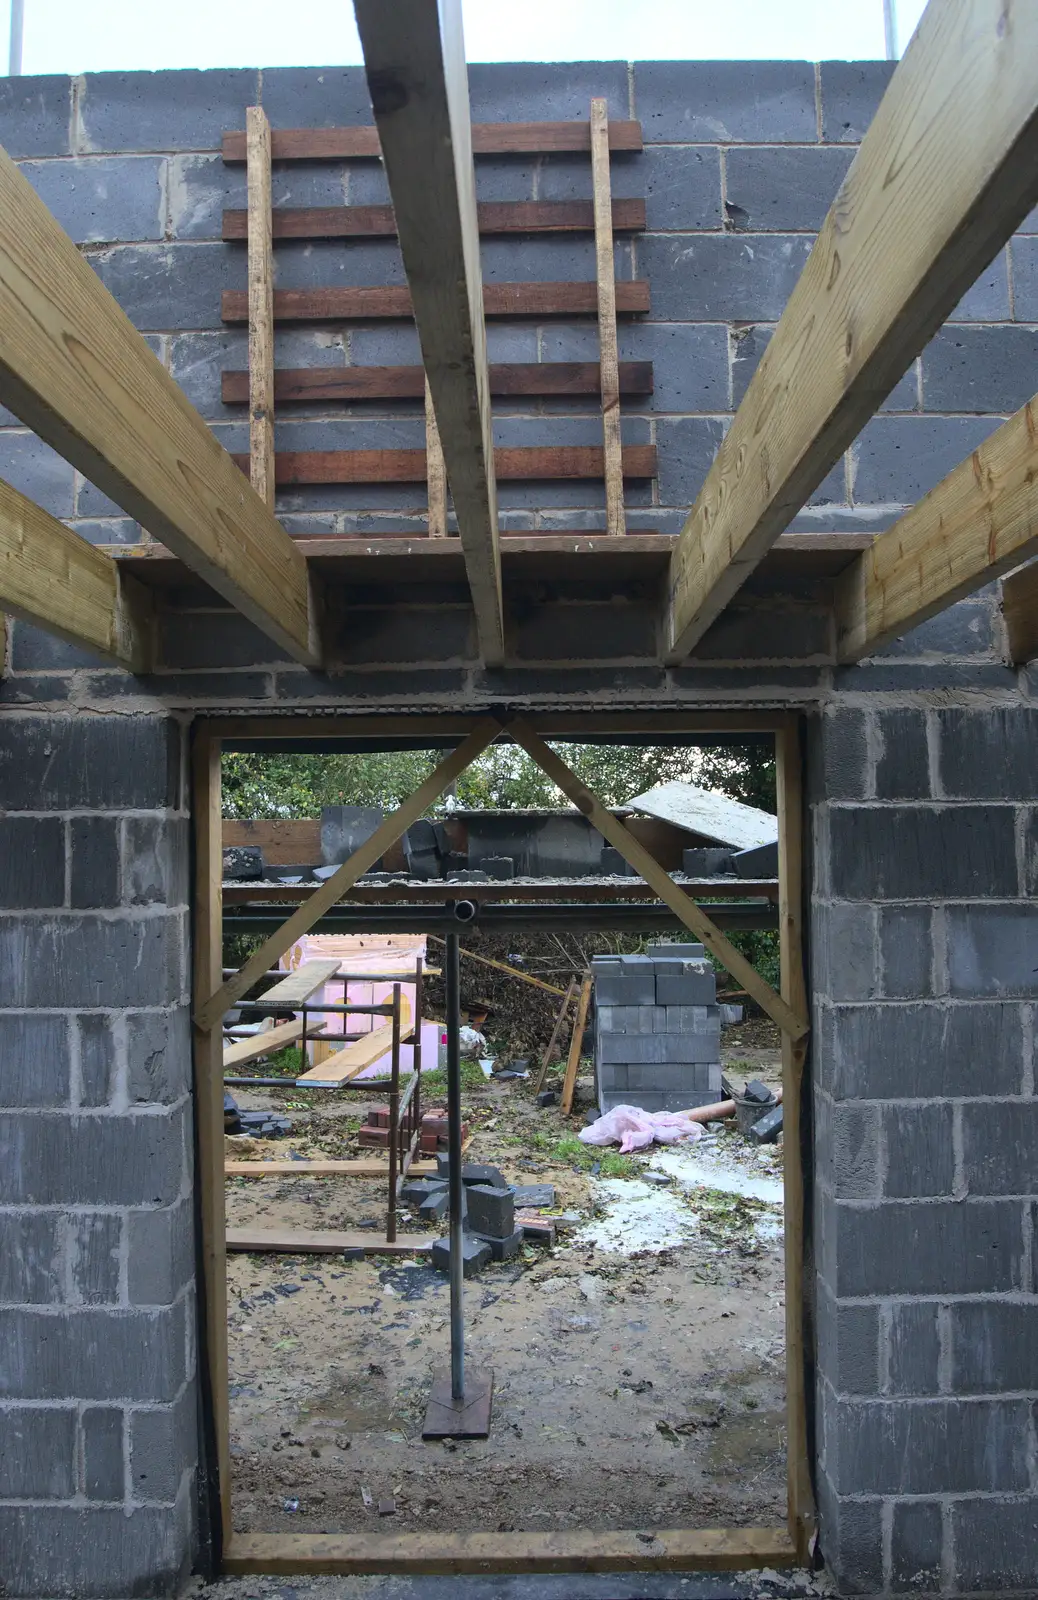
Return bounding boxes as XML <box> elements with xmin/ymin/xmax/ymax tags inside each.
<box><xmin>422</xmin><ymin>1366</ymin><xmax>494</xmax><ymax>1439</ymax></box>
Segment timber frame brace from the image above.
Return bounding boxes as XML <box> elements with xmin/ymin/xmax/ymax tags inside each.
<box><xmin>192</xmin><ymin>709</ymin><xmax>813</xmax><ymax>1577</ymax></box>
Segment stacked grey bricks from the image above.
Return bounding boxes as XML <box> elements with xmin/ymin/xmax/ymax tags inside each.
<box><xmin>0</xmin><ymin>715</ymin><xmax>199</xmax><ymax>1598</ymax></box>
<box><xmin>592</xmin><ymin>944</ymin><xmax>722</xmax><ymax>1112</ymax></box>
<box><xmin>810</xmin><ymin>703</ymin><xmax>1038</xmax><ymax>1595</ymax></box>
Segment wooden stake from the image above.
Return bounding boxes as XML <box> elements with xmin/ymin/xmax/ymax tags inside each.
<box><xmin>428</xmin><ymin>935</ymin><xmax>567</xmax><ymax>998</ymax></box>
<box><xmin>532</xmin><ymin>977</ymin><xmax>578</xmax><ymax>1095</ymax></box>
<box><xmin>560</xmin><ymin>972</ymin><xmax>592</xmax><ymax>1117</ymax></box>
<box><xmin>425</xmin><ymin>377</ymin><xmax>448</xmax><ymax>538</ymax></box>
<box><xmin>590</xmin><ymin>98</ymin><xmax>625</xmax><ymax>538</ymax></box>
<box><xmin>509</xmin><ymin>719</ymin><xmax>808</xmax><ymax>1042</ymax></box>
<box><xmin>196</xmin><ymin>719</ymin><xmax>501</xmax><ymax>1030</ymax></box>
<box><xmin>246</xmin><ymin>106</ymin><xmax>276</xmax><ymax>510</ymax></box>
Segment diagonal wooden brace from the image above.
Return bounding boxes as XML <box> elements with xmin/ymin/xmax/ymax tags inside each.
<box><xmin>509</xmin><ymin>719</ymin><xmax>809</xmax><ymax>1042</ymax></box>
<box><xmin>195</xmin><ymin>718</ymin><xmax>502</xmax><ymax>1031</ymax></box>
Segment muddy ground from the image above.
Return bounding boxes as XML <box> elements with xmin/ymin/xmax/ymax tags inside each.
<box><xmin>225</xmin><ymin>1022</ymin><xmax>786</xmax><ymax>1539</ymax></box>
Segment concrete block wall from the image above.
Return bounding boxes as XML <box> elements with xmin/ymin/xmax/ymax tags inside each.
<box><xmin>592</xmin><ymin>948</ymin><xmax>722</xmax><ymax>1111</ymax></box>
<box><xmin>0</xmin><ymin>713</ymin><xmax>199</xmax><ymax>1597</ymax></box>
<box><xmin>810</xmin><ymin>703</ymin><xmax>1038</xmax><ymax>1595</ymax></box>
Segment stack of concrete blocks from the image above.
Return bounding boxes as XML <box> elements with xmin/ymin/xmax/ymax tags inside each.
<box><xmin>591</xmin><ymin>943</ymin><xmax>722</xmax><ymax>1113</ymax></box>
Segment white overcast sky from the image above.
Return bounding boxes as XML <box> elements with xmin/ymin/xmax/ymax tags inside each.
<box><xmin>8</xmin><ymin>0</ymin><xmax>931</xmax><ymax>75</ymax></box>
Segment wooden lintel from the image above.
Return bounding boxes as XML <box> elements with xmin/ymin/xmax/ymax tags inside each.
<box><xmin>354</xmin><ymin>0</ymin><xmax>503</xmax><ymax>662</ymax></box>
<box><xmin>0</xmin><ymin>477</ymin><xmax>154</xmax><ymax>671</ymax></box>
<box><xmin>0</xmin><ymin>146</ymin><xmax>320</xmax><ymax>666</ymax></box>
<box><xmin>665</xmin><ymin>0</ymin><xmax>1038</xmax><ymax>661</ymax></box>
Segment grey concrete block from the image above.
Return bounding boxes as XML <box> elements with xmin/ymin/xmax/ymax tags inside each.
<box><xmin>127</xmin><ymin>1202</ymin><xmax>193</xmax><ymax>1306</ymax></box>
<box><xmin>130</xmin><ymin>1386</ymin><xmax>194</xmax><ymax>1503</ymax></box>
<box><xmin>159</xmin><ymin>610</ymin><xmax>290</xmax><ymax>670</ymax></box>
<box><xmin>725</xmin><ymin>146</ymin><xmax>853</xmax><ymax>232</ymax></box>
<box><xmin>599</xmin><ymin>1085</ymin><xmax>716</xmax><ymax>1113</ymax></box>
<box><xmin>850</xmin><ymin>415</ymin><xmax>1003</xmax><ymax>505</ymax></box>
<box><xmin>334</xmin><ymin>606</ymin><xmax>475</xmax><ymax>667</ymax></box>
<box><xmin>599</xmin><ymin>847</ymin><xmax>635</xmax><ymax>876</ymax></box>
<box><xmin>79</xmin><ymin>67</ymin><xmax>257</xmax><ymax>151</ymax></box>
<box><xmin>70</xmin><ymin>816</ymin><xmax>121</xmax><ymax>909</ymax></box>
<box><xmin>90</xmin><ymin>242</ymin><xmax>228</xmax><ymax>332</ymax></box>
<box><xmin>937</xmin><ymin>708</ymin><xmax>1038</xmax><ymax>800</ymax></box>
<box><xmin>0</xmin><ymin>674</ymin><xmax>74</xmax><ymax>708</ymax></box>
<box><xmin>635</xmin><ymin>59</ymin><xmax>817</xmax><ymax>142</ymax></box>
<box><xmin>512</xmin><ymin>600</ymin><xmax>657</xmax><ymax>662</ymax></box>
<box><xmin>0</xmin><ymin>716</ymin><xmax>179</xmax><ymax>810</ymax></box>
<box><xmin>431</xmin><ymin>1234</ymin><xmax>491</xmax><ymax>1277</ymax></box>
<box><xmin>883</xmin><ymin>1104</ymin><xmax>954</xmax><ymax>1199</ymax></box>
<box><xmin>873</xmin><ymin>708</ymin><xmax>929</xmax><ymax>800</ymax></box>
<box><xmin>624</xmin><ymin>1063</ymin><xmax>717</xmax><ymax>1090</ymax></box>
<box><xmin>592</xmin><ymin>968</ymin><xmax>656</xmax><ymax>1006</ymax></box>
<box><xmin>888</xmin><ymin>1302</ymin><xmax>941</xmax><ymax>1396</ymax></box>
<box><xmin>813</xmin><ymin>708</ymin><xmax>868</xmax><ymax>801</ymax></box>
<box><xmin>0</xmin><ymin>1497</ymin><xmax>194</xmax><ymax>1598</ymax></box>
<box><xmin>656</xmin><ymin>972</ymin><xmax>717</xmax><ymax>1006</ymax></box>
<box><xmin>646</xmin><ymin>942</ymin><xmax>706</xmax><ymax>959</ymax></box>
<box><xmin>168</xmin><ymin>327</ymin><xmax>248</xmax><ymax>416</ymax></box>
<box><xmin>951</xmin><ymin>1496</ymin><xmax>1038</xmax><ymax>1591</ymax></box>
<box><xmin>467</xmin><ymin>60</ymin><xmax>630</xmax><ymax>124</ymax></box>
<box><xmin>922</xmin><ymin>324</ymin><xmax>1038</xmax><ymax>413</ymax></box>
<box><xmin>0</xmin><ymin>1213</ymin><xmax>64</xmax><ymax>1304</ymax></box>
<box><xmin>259</xmin><ymin>65</ymin><xmax>373</xmax><ymax>128</ymax></box>
<box><xmin>813</xmin><ymin>1470</ymin><xmax>884</xmax><ymax>1596</ymax></box>
<box><xmin>543</xmin><ymin>320</ymin><xmax>729</xmax><ymax>414</ymax></box>
<box><xmin>0</xmin><ymin>914</ymin><xmax>185</xmax><ymax>1009</ymax></box>
<box><xmin>732</xmin><ymin>840</ymin><xmax>779</xmax><ymax>876</ymax></box>
<box><xmin>465</xmin><ymin>1185</ymin><xmax>514</xmax><ymax>1241</ymax></box>
<box><xmin>0</xmin><ymin>76</ymin><xmax>72</xmax><ymax>157</ymax></box>
<box><xmin>0</xmin><ymin>817</ymin><xmax>65</xmax><ymax>909</ymax></box>
<box><xmin>877</xmin><ymin>906</ymin><xmax>932</xmax><ymax>1000</ymax></box>
<box><xmin>890</xmin><ymin>1500</ymin><xmax>943</xmax><ymax>1593</ymax></box>
<box><xmin>812</xmin><ymin>902</ymin><xmax>878</xmax><ymax>1002</ymax></box>
<box><xmin>962</xmin><ymin>1100</ymin><xmax>1038</xmax><ymax>1194</ymax></box>
<box><xmin>599</xmin><ymin>1030</ymin><xmax>718</xmax><ymax>1066</ymax></box>
<box><xmin>0</xmin><ymin>1015</ymin><xmax>70</xmax><ymax>1110</ymax></box>
<box><xmin>82</xmin><ymin>1407</ymin><xmax>125</xmax><ymax>1501</ymax></box>
<box><xmin>0</xmin><ymin>1406</ymin><xmax>76</xmax><ymax>1497</ymax></box>
<box><xmin>828</xmin><ymin>1396</ymin><xmax>1030</xmax><ymax>1495</ymax></box>
<box><xmin>879</xmin><ymin>596</ymin><xmax>997</xmax><ymax>658</ymax></box>
<box><xmin>947</xmin><ymin>906</ymin><xmax>1038</xmax><ymax>998</ymax></box>
<box><xmin>948</xmin><ymin>248</ymin><xmax>1011</xmax><ymax>320</ymax></box>
<box><xmin>123</xmin><ymin>818</ymin><xmax>189</xmax><ymax>908</ymax></box>
<box><xmin>0</xmin><ymin>430</ymin><xmax>75</xmax><ymax>516</ymax></box>
<box><xmin>816</xmin><ymin>1287</ymin><xmax>879</xmax><ymax>1395</ymax></box>
<box><xmin>663</xmin><ymin>1006</ymin><xmax>713</xmax><ymax>1032</ymax></box>
<box><xmin>951</xmin><ymin>1301</ymin><xmax>1038</xmax><ymax>1393</ymax></box>
<box><xmin>1011</xmin><ymin>234</ymin><xmax>1038</xmax><ymax>319</ymax></box>
<box><xmin>828</xmin><ymin>806</ymin><xmax>1017</xmax><ymax>900</ymax></box>
<box><xmin>20</xmin><ymin>156</ymin><xmax>165</xmax><ymax>243</ymax></box>
<box><xmin>598</xmin><ymin>1005</ymin><xmax>657</xmax><ymax>1034</ymax></box>
<box><xmin>598</xmin><ymin>1063</ymin><xmax>628</xmax><ymax>1090</ymax></box>
<box><xmin>654</xmin><ymin>415</ymin><xmax>722</xmax><ymax>509</ymax></box>
<box><xmin>469</xmin><ymin>1226</ymin><xmax>525</xmax><ymax>1262</ymax></box>
<box><xmin>70</xmin><ymin>1214</ymin><xmax>122</xmax><ymax>1306</ymax></box>
<box><xmin>77</xmin><ymin>1015</ymin><xmax>115</xmax><ymax>1108</ymax></box>
<box><xmin>0</xmin><ymin>1107</ymin><xmax>186</xmax><ymax>1207</ymax></box>
<box><xmin>127</xmin><ymin>1009</ymin><xmax>192</xmax><ymax>1106</ymax></box>
<box><xmin>639</xmin><ymin>231</ymin><xmax>813</xmax><ymax>322</ymax></box>
<box><xmin>320</xmin><ymin>805</ymin><xmax>385</xmax><ymax>867</ymax></box>
<box><xmin>829</xmin><ymin>1200</ymin><xmax>1023</xmax><ymax>1297</ymax></box>
<box><xmin>828</xmin><ymin>1002</ymin><xmax>1024</xmax><ymax>1099</ymax></box>
<box><xmin>833</xmin><ymin>659</ymin><xmax>1017</xmax><ymax>693</ymax></box>
<box><xmin>641</xmin><ymin>144</ymin><xmax>722</xmax><ymax>230</ymax></box>
<box><xmin>820</xmin><ymin>60</ymin><xmax>896</xmax><ymax>142</ymax></box>
<box><xmin>0</xmin><ymin>1300</ymin><xmax>187</xmax><ymax>1401</ymax></box>
<box><xmin>9</xmin><ymin>619</ymin><xmax>108</xmax><ymax>671</ymax></box>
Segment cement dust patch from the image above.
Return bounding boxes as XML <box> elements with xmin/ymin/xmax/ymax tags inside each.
<box><xmin>575</xmin><ymin>1177</ymin><xmax>700</xmax><ymax>1253</ymax></box>
<box><xmin>648</xmin><ymin>1140</ymin><xmax>784</xmax><ymax>1205</ymax></box>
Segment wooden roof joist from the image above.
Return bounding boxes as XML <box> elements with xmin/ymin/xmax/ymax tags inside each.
<box><xmin>664</xmin><ymin>0</ymin><xmax>1038</xmax><ymax>663</ymax></box>
<box><xmin>835</xmin><ymin>395</ymin><xmax>1038</xmax><ymax>661</ymax></box>
<box><xmin>0</xmin><ymin>145</ymin><xmax>321</xmax><ymax>666</ymax></box>
<box><xmin>353</xmin><ymin>0</ymin><xmax>504</xmax><ymax>665</ymax></box>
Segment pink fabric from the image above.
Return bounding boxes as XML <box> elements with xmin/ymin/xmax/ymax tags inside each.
<box><xmin>578</xmin><ymin>1105</ymin><xmax>705</xmax><ymax>1154</ymax></box>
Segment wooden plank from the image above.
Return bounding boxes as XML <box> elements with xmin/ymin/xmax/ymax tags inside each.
<box><xmin>222</xmin><ymin>120</ymin><xmax>644</xmax><ymax>162</ymax></box>
<box><xmin>221</xmin><ymin>361</ymin><xmax>654</xmax><ymax>404</ymax></box>
<box><xmin>509</xmin><ymin>720</ymin><xmax>808</xmax><ymax>1042</ymax></box>
<box><xmin>226</xmin><ymin>1228</ymin><xmax>434</xmax><ymax>1256</ymax></box>
<box><xmin>222</xmin><ymin>1527</ymin><xmax>796</xmax><ymax>1575</ymax></box>
<box><xmin>246</xmin><ymin>106</ymin><xmax>276</xmax><ymax>509</ymax></box>
<box><xmin>0</xmin><ymin>147</ymin><xmax>319</xmax><ymax>665</ymax></box>
<box><xmin>835</xmin><ymin>396</ymin><xmax>1038</xmax><ymax>661</ymax></box>
<box><xmin>353</xmin><ymin>0</ymin><xmax>503</xmax><ymax>662</ymax></box>
<box><xmin>590</xmin><ymin>99</ymin><xmax>625</xmax><ymax>539</ymax></box>
<box><xmin>222</xmin><ymin>1016</ymin><xmax>327</xmax><ymax>1070</ymax></box>
<box><xmin>223</xmin><ymin>817</ymin><xmax>321</xmax><ymax>864</ymax></box>
<box><xmin>0</xmin><ymin>477</ymin><xmax>154</xmax><ymax>670</ymax></box>
<box><xmin>664</xmin><ymin>0</ymin><xmax>1038</xmax><ymax>662</ymax></box>
<box><xmin>190</xmin><ymin>726</ymin><xmax>231</xmax><ymax>1537</ymax></box>
<box><xmin>226</xmin><ymin>1158</ymin><xmax>438</xmax><ymax>1177</ymax></box>
<box><xmin>560</xmin><ymin>973</ymin><xmax>592</xmax><ymax>1117</ymax></box>
<box><xmin>427</xmin><ymin>936</ymin><xmax>567</xmax><ymax>997</ymax></box>
<box><xmin>223</xmin><ymin>197</ymin><xmax>646</xmax><ymax>240</ymax></box>
<box><xmin>229</xmin><ymin>445</ymin><xmax>657</xmax><ymax>483</ymax></box>
<box><xmin>195</xmin><ymin>719</ymin><xmax>501</xmax><ymax>1031</ymax></box>
<box><xmin>221</xmin><ymin>282</ymin><xmax>650</xmax><ymax>323</ymax></box>
<box><xmin>255</xmin><ymin>958</ymin><xmax>343</xmax><ymax>1007</ymax></box>
<box><xmin>532</xmin><ymin>978</ymin><xmax>578</xmax><ymax>1096</ymax></box>
<box><xmin>425</xmin><ymin>378</ymin><xmax>447</xmax><ymax>539</ymax></box>
<box><xmin>1001</xmin><ymin>561</ymin><xmax>1038</xmax><ymax>665</ymax></box>
<box><xmin>296</xmin><ymin>1004</ymin><xmax>413</xmax><ymax>1088</ymax></box>
<box><xmin>775</xmin><ymin>717</ymin><xmax>815</xmax><ymax>1560</ymax></box>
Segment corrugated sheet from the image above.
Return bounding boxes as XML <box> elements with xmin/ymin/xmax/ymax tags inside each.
<box><xmin>625</xmin><ymin>781</ymin><xmax>778</xmax><ymax>850</ymax></box>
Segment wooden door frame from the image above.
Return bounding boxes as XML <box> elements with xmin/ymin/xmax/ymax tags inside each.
<box><xmin>190</xmin><ymin>710</ymin><xmax>813</xmax><ymax>1575</ymax></box>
